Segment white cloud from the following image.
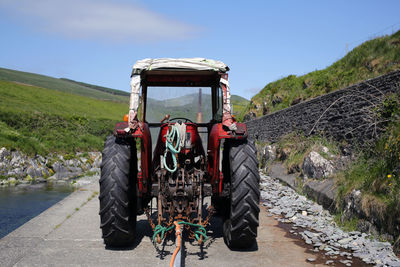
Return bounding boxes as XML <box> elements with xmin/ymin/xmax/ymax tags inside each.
<box><xmin>0</xmin><ymin>0</ymin><xmax>198</xmax><ymax>43</ymax></box>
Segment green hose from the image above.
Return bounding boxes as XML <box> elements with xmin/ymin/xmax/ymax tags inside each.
<box><xmin>163</xmin><ymin>124</ymin><xmax>181</xmax><ymax>173</ymax></box>
<box><xmin>152</xmin><ymin>221</ymin><xmax>208</xmax><ymax>243</ymax></box>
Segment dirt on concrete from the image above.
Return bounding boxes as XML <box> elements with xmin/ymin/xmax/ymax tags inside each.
<box><xmin>0</xmin><ymin>179</ymin><xmax>342</xmax><ymax>267</ymax></box>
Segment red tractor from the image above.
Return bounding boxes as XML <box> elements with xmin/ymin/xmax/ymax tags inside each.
<box><xmin>99</xmin><ymin>58</ymin><xmax>260</xmax><ymax>249</ymax></box>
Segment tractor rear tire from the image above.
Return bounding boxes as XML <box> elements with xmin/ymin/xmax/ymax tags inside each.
<box><xmin>223</xmin><ymin>139</ymin><xmax>260</xmax><ymax>249</ymax></box>
<box><xmin>99</xmin><ymin>135</ymin><xmax>137</xmax><ymax>247</ymax></box>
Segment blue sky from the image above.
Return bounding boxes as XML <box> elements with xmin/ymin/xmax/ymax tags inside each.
<box><xmin>1</xmin><ymin>0</ymin><xmax>400</xmax><ymax>100</ymax></box>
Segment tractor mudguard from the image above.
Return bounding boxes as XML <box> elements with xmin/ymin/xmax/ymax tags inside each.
<box><xmin>207</xmin><ymin>122</ymin><xmax>248</xmax><ymax>195</ymax></box>
<box><xmin>114</xmin><ymin>121</ymin><xmax>152</xmax><ymax>197</ymax></box>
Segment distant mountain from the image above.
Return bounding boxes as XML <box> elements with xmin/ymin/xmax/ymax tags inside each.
<box><xmin>146</xmin><ymin>93</ymin><xmax>213</xmax><ymax>123</ymax></box>
<box><xmin>146</xmin><ymin>93</ymin><xmax>249</xmax><ymax>123</ymax></box>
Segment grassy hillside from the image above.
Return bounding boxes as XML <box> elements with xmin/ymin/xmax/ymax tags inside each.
<box><xmin>0</xmin><ymin>68</ymin><xmax>128</xmax><ymax>102</ymax></box>
<box><xmin>0</xmin><ymin>67</ymin><xmax>249</xmax><ymax>155</ymax></box>
<box><xmin>0</xmin><ymin>67</ymin><xmax>248</xmax><ymax>117</ymax></box>
<box><xmin>0</xmin><ymin>80</ymin><xmax>127</xmax><ymax>155</ymax></box>
<box><xmin>60</xmin><ymin>78</ymin><xmax>130</xmax><ymax>97</ymax></box>
<box><xmin>241</xmin><ymin>30</ymin><xmax>400</xmax><ymax>120</ymax></box>
<box><xmin>0</xmin><ymin>81</ymin><xmax>248</xmax><ymax>155</ymax></box>
<box><xmin>231</xmin><ymin>95</ymin><xmax>249</xmax><ymax>118</ymax></box>
<box><xmin>245</xmin><ymin>29</ymin><xmax>400</xmax><ymax>247</ymax></box>
<box><xmin>269</xmin><ymin>92</ymin><xmax>400</xmax><ymax>247</ymax></box>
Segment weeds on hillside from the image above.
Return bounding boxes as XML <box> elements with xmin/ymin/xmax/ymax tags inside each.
<box><xmin>0</xmin><ymin>80</ymin><xmax>127</xmax><ymax>155</ymax></box>
<box><xmin>241</xmin><ymin>30</ymin><xmax>400</xmax><ymax>120</ymax></box>
<box><xmin>336</xmin><ymin>92</ymin><xmax>400</xmax><ymax>200</ymax></box>
<box><xmin>0</xmin><ymin>112</ymin><xmax>115</xmax><ymax>155</ymax></box>
<box><xmin>275</xmin><ymin>132</ymin><xmax>341</xmax><ymax>174</ymax></box>
<box><xmin>335</xmin><ymin>92</ymin><xmax>400</xmax><ymax>238</ymax></box>
<box><xmin>334</xmin><ymin>213</ymin><xmax>359</xmax><ymax>232</ymax></box>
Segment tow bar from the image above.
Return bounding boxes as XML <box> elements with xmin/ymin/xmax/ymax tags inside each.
<box><xmin>146</xmin><ymin>207</ymin><xmax>214</xmax><ymax>266</ymax></box>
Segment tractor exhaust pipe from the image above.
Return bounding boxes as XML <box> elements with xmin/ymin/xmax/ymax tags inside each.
<box><xmin>196</xmin><ymin>88</ymin><xmax>202</xmax><ymax>123</ymax></box>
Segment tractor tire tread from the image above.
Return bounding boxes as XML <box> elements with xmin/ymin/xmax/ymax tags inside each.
<box><xmin>99</xmin><ymin>135</ymin><xmax>136</xmax><ymax>247</ymax></box>
<box><xmin>224</xmin><ymin>139</ymin><xmax>260</xmax><ymax>249</ymax></box>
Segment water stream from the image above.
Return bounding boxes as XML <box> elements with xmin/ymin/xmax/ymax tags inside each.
<box><xmin>0</xmin><ymin>184</ymin><xmax>73</xmax><ymax>239</ymax></box>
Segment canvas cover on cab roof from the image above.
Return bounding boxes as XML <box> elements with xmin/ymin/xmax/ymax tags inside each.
<box><xmin>131</xmin><ymin>58</ymin><xmax>229</xmax><ymax>75</ymax></box>
<box><xmin>129</xmin><ymin>58</ymin><xmax>236</xmax><ymax>131</ymax></box>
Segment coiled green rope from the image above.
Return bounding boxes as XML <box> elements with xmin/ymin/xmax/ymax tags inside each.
<box><xmin>152</xmin><ymin>221</ymin><xmax>208</xmax><ymax>243</ymax></box>
<box><xmin>163</xmin><ymin>124</ymin><xmax>181</xmax><ymax>173</ymax></box>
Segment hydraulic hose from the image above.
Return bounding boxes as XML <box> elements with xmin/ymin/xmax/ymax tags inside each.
<box><xmin>163</xmin><ymin>124</ymin><xmax>181</xmax><ymax>173</ymax></box>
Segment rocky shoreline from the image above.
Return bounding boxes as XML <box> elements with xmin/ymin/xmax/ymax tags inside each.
<box><xmin>260</xmin><ymin>172</ymin><xmax>400</xmax><ymax>266</ymax></box>
<box><xmin>0</xmin><ymin>147</ymin><xmax>101</xmax><ymax>187</ymax></box>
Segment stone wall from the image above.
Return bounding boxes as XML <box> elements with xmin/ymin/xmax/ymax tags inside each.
<box><xmin>246</xmin><ymin>70</ymin><xmax>400</xmax><ymax>143</ymax></box>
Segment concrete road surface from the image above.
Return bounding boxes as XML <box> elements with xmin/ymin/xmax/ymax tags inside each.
<box><xmin>0</xmin><ymin>181</ymin><xmax>321</xmax><ymax>267</ymax></box>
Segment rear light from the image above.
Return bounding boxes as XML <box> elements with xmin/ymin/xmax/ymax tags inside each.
<box><xmin>116</xmin><ymin>129</ymin><xmax>126</xmax><ymax>136</ymax></box>
<box><xmin>123</xmin><ymin>114</ymin><xmax>129</xmax><ymax>122</ymax></box>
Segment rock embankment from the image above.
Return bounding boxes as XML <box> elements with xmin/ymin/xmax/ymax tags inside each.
<box><xmin>245</xmin><ymin>70</ymin><xmax>400</xmax><ymax>143</ymax></box>
<box><xmin>258</xmin><ymin>141</ymin><xmax>400</xmax><ymax>253</ymax></box>
<box><xmin>0</xmin><ymin>147</ymin><xmax>101</xmax><ymax>186</ymax></box>
<box><xmin>260</xmin><ymin>144</ymin><xmax>346</xmax><ymax>209</ymax></box>
<box><xmin>260</xmin><ymin>173</ymin><xmax>400</xmax><ymax>266</ymax></box>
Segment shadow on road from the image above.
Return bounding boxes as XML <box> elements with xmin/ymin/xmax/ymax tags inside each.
<box><xmin>104</xmin><ymin>203</ymin><xmax>258</xmax><ymax>265</ymax></box>
<box><xmin>153</xmin><ymin>206</ymin><xmax>223</xmax><ymax>261</ymax></box>
<box><xmin>104</xmin><ymin>219</ymin><xmax>153</xmax><ymax>251</ymax></box>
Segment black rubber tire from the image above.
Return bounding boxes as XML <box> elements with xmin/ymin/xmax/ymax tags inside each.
<box><xmin>223</xmin><ymin>139</ymin><xmax>260</xmax><ymax>249</ymax></box>
<box><xmin>99</xmin><ymin>135</ymin><xmax>137</xmax><ymax>247</ymax></box>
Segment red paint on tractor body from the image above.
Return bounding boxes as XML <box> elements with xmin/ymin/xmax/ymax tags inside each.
<box><xmin>113</xmin><ymin>68</ymin><xmax>248</xmax><ymax>200</ymax></box>
<box><xmin>159</xmin><ymin>123</ymin><xmax>200</xmax><ymax>147</ymax></box>
<box><xmin>207</xmin><ymin>123</ymin><xmax>247</xmax><ymax>195</ymax></box>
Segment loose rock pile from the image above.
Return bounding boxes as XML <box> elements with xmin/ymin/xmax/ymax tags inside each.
<box><xmin>0</xmin><ymin>147</ymin><xmax>101</xmax><ymax>186</ymax></box>
<box><xmin>302</xmin><ymin>150</ymin><xmax>335</xmax><ymax>179</ymax></box>
<box><xmin>260</xmin><ymin>173</ymin><xmax>400</xmax><ymax>266</ymax></box>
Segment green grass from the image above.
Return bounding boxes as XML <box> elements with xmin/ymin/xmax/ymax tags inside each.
<box><xmin>0</xmin><ymin>67</ymin><xmax>249</xmax><ymax>117</ymax></box>
<box><xmin>334</xmin><ymin>213</ymin><xmax>359</xmax><ymax>232</ymax></box>
<box><xmin>336</xmin><ymin>93</ymin><xmax>400</xmax><ymax>203</ymax></box>
<box><xmin>275</xmin><ymin>132</ymin><xmax>340</xmax><ymax>173</ymax></box>
<box><xmin>271</xmin><ymin>93</ymin><xmax>400</xmax><ymax>242</ymax></box>
<box><xmin>0</xmin><ymin>80</ymin><xmax>127</xmax><ymax>155</ymax></box>
<box><xmin>0</xmin><ymin>79</ymin><xmax>250</xmax><ymax>155</ymax></box>
<box><xmin>60</xmin><ymin>78</ymin><xmax>130</xmax><ymax>97</ymax></box>
<box><xmin>0</xmin><ymin>68</ymin><xmax>129</xmax><ymax>102</ymax></box>
<box><xmin>241</xmin><ymin>30</ymin><xmax>400</xmax><ymax>120</ymax></box>
<box><xmin>273</xmin><ymin>94</ymin><xmax>400</xmax><ymax>235</ymax></box>
<box><xmin>0</xmin><ymin>66</ymin><xmax>251</xmax><ymax>155</ymax></box>
<box><xmin>0</xmin><ymin>80</ymin><xmax>128</xmax><ymax>119</ymax></box>
<box><xmin>231</xmin><ymin>95</ymin><xmax>249</xmax><ymax>118</ymax></box>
